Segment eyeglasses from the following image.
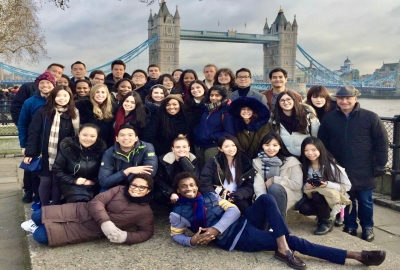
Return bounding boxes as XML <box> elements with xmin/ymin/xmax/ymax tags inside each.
<box><xmin>237</xmin><ymin>76</ymin><xmax>251</xmax><ymax>79</ymax></box>
<box><xmin>132</xmin><ymin>75</ymin><xmax>145</xmax><ymax>79</ymax></box>
<box><xmin>279</xmin><ymin>98</ymin><xmax>293</xmax><ymax>104</ymax></box>
<box><xmin>129</xmin><ymin>183</ymin><xmax>149</xmax><ymax>191</ymax></box>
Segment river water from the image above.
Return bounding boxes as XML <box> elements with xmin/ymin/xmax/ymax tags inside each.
<box><xmin>358</xmin><ymin>98</ymin><xmax>399</xmax><ymax>117</ymax></box>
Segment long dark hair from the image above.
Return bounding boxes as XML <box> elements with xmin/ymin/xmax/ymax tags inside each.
<box><xmin>157</xmin><ymin>74</ymin><xmax>177</xmax><ymax>90</ymax></box>
<box><xmin>113</xmin><ymin>78</ymin><xmax>136</xmax><ymax>93</ymax></box>
<box><xmin>159</xmin><ymin>97</ymin><xmax>189</xmax><ymax>140</ymax></box>
<box><xmin>44</xmin><ymin>85</ymin><xmax>77</xmax><ymax>119</ymax></box>
<box><xmin>306</xmin><ymin>85</ymin><xmax>333</xmax><ymax>115</ymax></box>
<box><xmin>299</xmin><ymin>137</ymin><xmax>342</xmax><ymax>184</ymax></box>
<box><xmin>258</xmin><ymin>133</ymin><xmax>292</xmax><ymax>162</ymax></box>
<box><xmin>217</xmin><ymin>135</ymin><xmax>243</xmax><ymax>184</ymax></box>
<box><xmin>120</xmin><ymin>91</ymin><xmax>147</xmax><ymax>128</ymax></box>
<box><xmin>184</xmin><ymin>80</ymin><xmax>209</xmax><ymax>107</ymax></box>
<box><xmin>205</xmin><ymin>85</ymin><xmax>228</xmax><ymax>103</ymax></box>
<box><xmin>145</xmin><ymin>84</ymin><xmax>169</xmax><ymax>104</ymax></box>
<box><xmin>273</xmin><ymin>91</ymin><xmax>309</xmax><ymax>134</ymax></box>
<box><xmin>175</xmin><ymin>69</ymin><xmax>198</xmax><ymax>93</ymax></box>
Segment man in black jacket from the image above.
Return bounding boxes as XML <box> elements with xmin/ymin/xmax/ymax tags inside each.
<box><xmin>104</xmin><ymin>60</ymin><xmax>131</xmax><ymax>92</ymax></box>
<box><xmin>318</xmin><ymin>86</ymin><xmax>388</xmax><ymax>242</ymax></box>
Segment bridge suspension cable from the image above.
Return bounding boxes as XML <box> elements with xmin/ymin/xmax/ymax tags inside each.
<box><xmin>0</xmin><ymin>62</ymin><xmax>41</xmax><ymax>79</ymax></box>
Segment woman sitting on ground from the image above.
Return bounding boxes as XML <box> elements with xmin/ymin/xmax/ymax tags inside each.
<box><xmin>21</xmin><ymin>174</ymin><xmax>154</xmax><ymax>247</ymax></box>
<box><xmin>253</xmin><ymin>133</ymin><xmax>302</xmax><ymax>219</ymax></box>
<box><xmin>52</xmin><ymin>123</ymin><xmax>107</xmax><ymax>203</ymax></box>
<box><xmin>199</xmin><ymin>135</ymin><xmax>256</xmax><ymax>213</ymax></box>
<box><xmin>298</xmin><ymin>137</ymin><xmax>352</xmax><ymax>235</ymax></box>
<box><xmin>153</xmin><ymin>134</ymin><xmax>200</xmax><ymax>207</ymax></box>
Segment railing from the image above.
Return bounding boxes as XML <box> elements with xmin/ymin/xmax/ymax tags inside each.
<box><xmin>0</xmin><ymin>100</ymin><xmax>17</xmax><ymax>136</ymax></box>
<box><xmin>381</xmin><ymin>115</ymin><xmax>400</xmax><ymax>200</ymax></box>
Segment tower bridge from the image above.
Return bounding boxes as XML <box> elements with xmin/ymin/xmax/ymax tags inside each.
<box><xmin>0</xmin><ymin>0</ymin><xmax>398</xmax><ymax>92</ymax></box>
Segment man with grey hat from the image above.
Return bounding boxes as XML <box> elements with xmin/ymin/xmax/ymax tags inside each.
<box><xmin>318</xmin><ymin>85</ymin><xmax>388</xmax><ymax>242</ymax></box>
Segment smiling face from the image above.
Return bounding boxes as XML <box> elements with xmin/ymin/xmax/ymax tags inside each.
<box><xmin>279</xmin><ymin>94</ymin><xmax>294</xmax><ymax>113</ymax></box>
<box><xmin>151</xmin><ymin>87</ymin><xmax>165</xmax><ymax>103</ymax></box>
<box><xmin>78</xmin><ymin>127</ymin><xmax>98</xmax><ymax>148</ymax></box>
<box><xmin>56</xmin><ymin>77</ymin><xmax>69</xmax><ymax>87</ymax></box>
<box><xmin>209</xmin><ymin>90</ymin><xmax>223</xmax><ymax>103</ymax></box>
<box><xmin>47</xmin><ymin>65</ymin><xmax>63</xmax><ymax>80</ymax></box>
<box><xmin>55</xmin><ymin>89</ymin><xmax>70</xmax><ymax>106</ymax></box>
<box><xmin>116</xmin><ymin>128</ymin><xmax>138</xmax><ymax>149</ymax></box>
<box><xmin>132</xmin><ymin>72</ymin><xmax>147</xmax><ymax>87</ymax></box>
<box><xmin>218</xmin><ymin>139</ymin><xmax>237</xmax><ymax>158</ymax></box>
<box><xmin>162</xmin><ymin>77</ymin><xmax>174</xmax><ymax>90</ymax></box>
<box><xmin>262</xmin><ymin>138</ymin><xmax>281</xmax><ymax>158</ymax></box>
<box><xmin>117</xmin><ymin>80</ymin><xmax>133</xmax><ymax>97</ymax></box>
<box><xmin>191</xmin><ymin>83</ymin><xmax>205</xmax><ymax>99</ymax></box>
<box><xmin>122</xmin><ymin>96</ymin><xmax>136</xmax><ymax>114</ymax></box>
<box><xmin>304</xmin><ymin>143</ymin><xmax>320</xmax><ymax>162</ymax></box>
<box><xmin>38</xmin><ymin>80</ymin><xmax>54</xmax><ymax>96</ymax></box>
<box><xmin>183</xmin><ymin>72</ymin><xmax>196</xmax><ymax>87</ymax></box>
<box><xmin>75</xmin><ymin>82</ymin><xmax>90</xmax><ymax>97</ymax></box>
<box><xmin>218</xmin><ymin>72</ymin><xmax>231</xmax><ymax>85</ymax></box>
<box><xmin>177</xmin><ymin>177</ymin><xmax>198</xmax><ymax>199</ymax></box>
<box><xmin>148</xmin><ymin>67</ymin><xmax>160</xmax><ymax>80</ymax></box>
<box><xmin>336</xmin><ymin>96</ymin><xmax>357</xmax><ymax>114</ymax></box>
<box><xmin>112</xmin><ymin>64</ymin><xmax>125</xmax><ymax>80</ymax></box>
<box><xmin>311</xmin><ymin>95</ymin><xmax>326</xmax><ymax>108</ymax></box>
<box><xmin>94</xmin><ymin>87</ymin><xmax>108</xmax><ymax>104</ymax></box>
<box><xmin>128</xmin><ymin>178</ymin><xmax>151</xmax><ymax>197</ymax></box>
<box><xmin>270</xmin><ymin>71</ymin><xmax>288</xmax><ymax>90</ymax></box>
<box><xmin>166</xmin><ymin>99</ymin><xmax>180</xmax><ymax>115</ymax></box>
<box><xmin>172</xmin><ymin>139</ymin><xmax>190</xmax><ymax>158</ymax></box>
<box><xmin>240</xmin><ymin>106</ymin><xmax>253</xmax><ymax>120</ymax></box>
<box><xmin>235</xmin><ymin>71</ymin><xmax>252</xmax><ymax>88</ymax></box>
<box><xmin>173</xmin><ymin>70</ymin><xmax>182</xmax><ymax>83</ymax></box>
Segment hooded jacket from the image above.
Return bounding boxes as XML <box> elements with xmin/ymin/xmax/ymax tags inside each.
<box><xmin>10</xmin><ymin>81</ymin><xmax>38</xmax><ymax>125</ymax></box>
<box><xmin>98</xmin><ymin>141</ymin><xmax>158</xmax><ymax>189</ymax></box>
<box><xmin>52</xmin><ymin>136</ymin><xmax>107</xmax><ymax>203</ymax></box>
<box><xmin>318</xmin><ymin>102</ymin><xmax>388</xmax><ymax>190</ymax></box>
<box><xmin>17</xmin><ymin>91</ymin><xmax>47</xmax><ymax>148</ymax></box>
<box><xmin>229</xmin><ymin>97</ymin><xmax>272</xmax><ymax>159</ymax></box>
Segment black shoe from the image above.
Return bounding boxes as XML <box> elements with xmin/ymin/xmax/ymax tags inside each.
<box><xmin>274</xmin><ymin>250</ymin><xmax>307</xmax><ymax>270</ymax></box>
<box><xmin>360</xmin><ymin>250</ymin><xmax>386</xmax><ymax>266</ymax></box>
<box><xmin>343</xmin><ymin>227</ymin><xmax>357</xmax><ymax>236</ymax></box>
<box><xmin>334</xmin><ymin>213</ymin><xmax>344</xmax><ymax>227</ymax></box>
<box><xmin>22</xmin><ymin>192</ymin><xmax>33</xmax><ymax>204</ymax></box>
<box><xmin>362</xmin><ymin>228</ymin><xmax>375</xmax><ymax>242</ymax></box>
<box><xmin>314</xmin><ymin>219</ymin><xmax>333</xmax><ymax>235</ymax></box>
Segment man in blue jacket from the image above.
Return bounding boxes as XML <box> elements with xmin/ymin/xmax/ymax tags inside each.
<box><xmin>98</xmin><ymin>124</ymin><xmax>158</xmax><ymax>190</ymax></box>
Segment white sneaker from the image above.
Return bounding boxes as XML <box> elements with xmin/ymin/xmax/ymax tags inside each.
<box><xmin>21</xmin><ymin>220</ymin><xmax>38</xmax><ymax>233</ymax></box>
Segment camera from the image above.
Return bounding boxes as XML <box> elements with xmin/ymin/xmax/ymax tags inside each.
<box><xmin>307</xmin><ymin>173</ymin><xmax>325</xmax><ymax>187</ymax></box>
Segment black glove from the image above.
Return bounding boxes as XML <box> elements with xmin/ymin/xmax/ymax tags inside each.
<box><xmin>373</xmin><ymin>165</ymin><xmax>386</xmax><ymax>177</ymax></box>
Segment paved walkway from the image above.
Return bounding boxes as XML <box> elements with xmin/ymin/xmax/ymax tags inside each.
<box><xmin>1</xmin><ymin>156</ymin><xmax>400</xmax><ymax>270</ymax></box>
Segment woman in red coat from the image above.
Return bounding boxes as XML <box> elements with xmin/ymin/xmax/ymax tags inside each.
<box><xmin>21</xmin><ymin>175</ymin><xmax>154</xmax><ymax>247</ymax></box>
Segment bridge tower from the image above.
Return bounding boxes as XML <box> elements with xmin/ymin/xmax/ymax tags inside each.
<box><xmin>263</xmin><ymin>8</ymin><xmax>298</xmax><ymax>82</ymax></box>
<box><xmin>148</xmin><ymin>0</ymin><xmax>180</xmax><ymax>74</ymax></box>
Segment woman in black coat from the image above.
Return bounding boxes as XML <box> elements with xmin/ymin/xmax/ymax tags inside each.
<box><xmin>52</xmin><ymin>124</ymin><xmax>107</xmax><ymax>203</ymax></box>
<box><xmin>153</xmin><ymin>134</ymin><xmax>200</xmax><ymax>207</ymax></box>
<box><xmin>305</xmin><ymin>85</ymin><xmax>337</xmax><ymax>122</ymax></box>
<box><xmin>199</xmin><ymin>135</ymin><xmax>256</xmax><ymax>213</ymax></box>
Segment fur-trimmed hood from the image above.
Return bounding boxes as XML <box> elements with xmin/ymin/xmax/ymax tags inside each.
<box><xmin>162</xmin><ymin>151</ymin><xmax>197</xmax><ymax>165</ymax></box>
<box><xmin>229</xmin><ymin>96</ymin><xmax>270</xmax><ymax>132</ymax></box>
<box><xmin>59</xmin><ymin>136</ymin><xmax>107</xmax><ymax>162</ymax></box>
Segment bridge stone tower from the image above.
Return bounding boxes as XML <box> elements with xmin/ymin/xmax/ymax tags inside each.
<box><xmin>148</xmin><ymin>0</ymin><xmax>180</xmax><ymax>74</ymax></box>
<box><xmin>263</xmin><ymin>8</ymin><xmax>298</xmax><ymax>82</ymax></box>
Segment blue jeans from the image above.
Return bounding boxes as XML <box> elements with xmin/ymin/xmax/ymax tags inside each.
<box><xmin>344</xmin><ymin>189</ymin><xmax>374</xmax><ymax>230</ymax></box>
<box><xmin>235</xmin><ymin>194</ymin><xmax>347</xmax><ymax>265</ymax></box>
<box><xmin>31</xmin><ymin>209</ymin><xmax>48</xmax><ymax>245</ymax></box>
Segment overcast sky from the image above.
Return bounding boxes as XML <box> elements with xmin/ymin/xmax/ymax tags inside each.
<box><xmin>13</xmin><ymin>0</ymin><xmax>400</xmax><ymax>77</ymax></box>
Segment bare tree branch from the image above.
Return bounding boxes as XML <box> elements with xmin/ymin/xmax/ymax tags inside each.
<box><xmin>0</xmin><ymin>0</ymin><xmax>48</xmax><ymax>64</ymax></box>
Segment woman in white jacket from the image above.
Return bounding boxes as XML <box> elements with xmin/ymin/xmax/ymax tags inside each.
<box><xmin>270</xmin><ymin>91</ymin><xmax>320</xmax><ymax>157</ymax></box>
<box><xmin>298</xmin><ymin>137</ymin><xmax>352</xmax><ymax>235</ymax></box>
<box><xmin>253</xmin><ymin>133</ymin><xmax>303</xmax><ymax>219</ymax></box>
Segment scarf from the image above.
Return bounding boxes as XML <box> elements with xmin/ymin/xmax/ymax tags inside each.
<box><xmin>177</xmin><ymin>192</ymin><xmax>207</xmax><ymax>232</ymax></box>
<box><xmin>279</xmin><ymin>110</ymin><xmax>299</xmax><ymax>134</ymax></box>
<box><xmin>114</xmin><ymin>106</ymin><xmax>134</xmax><ymax>138</ymax></box>
<box><xmin>48</xmin><ymin>106</ymin><xmax>80</xmax><ymax>170</ymax></box>
<box><xmin>123</xmin><ymin>186</ymin><xmax>152</xmax><ymax>204</ymax></box>
<box><xmin>205</xmin><ymin>99</ymin><xmax>227</xmax><ymax>112</ymax></box>
<box><xmin>257</xmin><ymin>152</ymin><xmax>282</xmax><ymax>180</ymax></box>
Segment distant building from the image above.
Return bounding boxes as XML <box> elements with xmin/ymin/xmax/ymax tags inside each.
<box><xmin>374</xmin><ymin>61</ymin><xmax>399</xmax><ymax>79</ymax></box>
<box><xmin>334</xmin><ymin>57</ymin><xmax>359</xmax><ymax>80</ymax></box>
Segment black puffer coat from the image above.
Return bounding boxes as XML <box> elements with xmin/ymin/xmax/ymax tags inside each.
<box><xmin>199</xmin><ymin>151</ymin><xmax>256</xmax><ymax>202</ymax></box>
<box><xmin>318</xmin><ymin>103</ymin><xmax>388</xmax><ymax>190</ymax></box>
<box><xmin>52</xmin><ymin>137</ymin><xmax>107</xmax><ymax>203</ymax></box>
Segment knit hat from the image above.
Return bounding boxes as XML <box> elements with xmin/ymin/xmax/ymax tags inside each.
<box><xmin>36</xmin><ymin>71</ymin><xmax>56</xmax><ymax>86</ymax></box>
<box><xmin>164</xmin><ymin>94</ymin><xmax>184</xmax><ymax>104</ymax></box>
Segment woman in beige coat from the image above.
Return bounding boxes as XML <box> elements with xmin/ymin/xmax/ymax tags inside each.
<box><xmin>253</xmin><ymin>133</ymin><xmax>303</xmax><ymax>219</ymax></box>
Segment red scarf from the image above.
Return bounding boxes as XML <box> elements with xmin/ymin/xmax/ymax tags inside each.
<box><xmin>114</xmin><ymin>107</ymin><xmax>134</xmax><ymax>139</ymax></box>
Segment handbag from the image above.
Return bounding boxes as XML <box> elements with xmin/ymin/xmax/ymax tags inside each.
<box><xmin>19</xmin><ymin>118</ymin><xmax>46</xmax><ymax>172</ymax></box>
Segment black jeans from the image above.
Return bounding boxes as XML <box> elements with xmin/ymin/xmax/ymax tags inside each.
<box><xmin>299</xmin><ymin>192</ymin><xmax>331</xmax><ymax>220</ymax></box>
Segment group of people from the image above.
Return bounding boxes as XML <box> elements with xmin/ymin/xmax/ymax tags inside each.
<box><xmin>11</xmin><ymin>60</ymin><xmax>388</xmax><ymax>269</ymax></box>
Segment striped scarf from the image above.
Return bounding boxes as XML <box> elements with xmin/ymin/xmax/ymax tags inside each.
<box><xmin>257</xmin><ymin>151</ymin><xmax>282</xmax><ymax>181</ymax></box>
<box><xmin>48</xmin><ymin>106</ymin><xmax>80</xmax><ymax>170</ymax></box>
